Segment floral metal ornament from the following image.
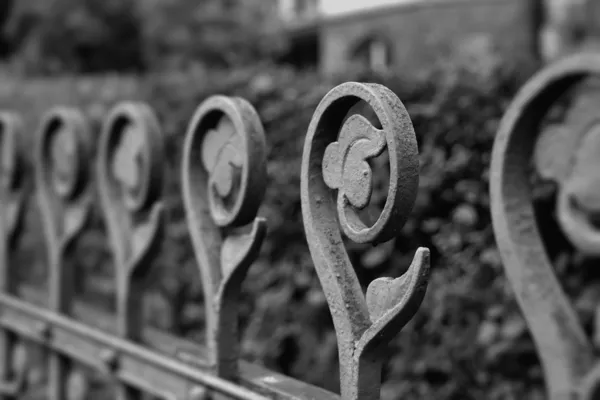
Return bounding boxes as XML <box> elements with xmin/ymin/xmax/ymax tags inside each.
<box><xmin>35</xmin><ymin>108</ymin><xmax>94</xmax><ymax>400</ymax></box>
<box><xmin>97</xmin><ymin>102</ymin><xmax>165</xmax><ymax>399</ymax></box>
<box><xmin>300</xmin><ymin>82</ymin><xmax>430</xmax><ymax>400</ymax></box>
<box><xmin>182</xmin><ymin>95</ymin><xmax>267</xmax><ymax>381</ymax></box>
<box><xmin>490</xmin><ymin>51</ymin><xmax>600</xmax><ymax>400</ymax></box>
<box><xmin>0</xmin><ymin>113</ymin><xmax>29</xmax><ymax>399</ymax></box>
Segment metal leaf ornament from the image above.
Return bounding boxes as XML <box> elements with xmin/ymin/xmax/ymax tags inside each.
<box><xmin>51</xmin><ymin>125</ymin><xmax>76</xmax><ymax>193</ymax></box>
<box><xmin>323</xmin><ymin>114</ymin><xmax>386</xmax><ymax>211</ymax></box>
<box><xmin>202</xmin><ymin>117</ymin><xmax>245</xmax><ymax>227</ymax></box>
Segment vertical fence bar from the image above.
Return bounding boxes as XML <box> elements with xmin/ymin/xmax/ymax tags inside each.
<box><xmin>35</xmin><ymin>108</ymin><xmax>94</xmax><ymax>400</ymax></box>
<box><xmin>300</xmin><ymin>83</ymin><xmax>430</xmax><ymax>400</ymax></box>
<box><xmin>490</xmin><ymin>52</ymin><xmax>600</xmax><ymax>399</ymax></box>
<box><xmin>181</xmin><ymin>96</ymin><xmax>267</xmax><ymax>388</ymax></box>
<box><xmin>97</xmin><ymin>102</ymin><xmax>165</xmax><ymax>400</ymax></box>
<box><xmin>0</xmin><ymin>113</ymin><xmax>28</xmax><ymax>399</ymax></box>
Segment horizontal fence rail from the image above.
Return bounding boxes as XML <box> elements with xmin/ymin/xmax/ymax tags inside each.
<box><xmin>0</xmin><ymin>82</ymin><xmax>431</xmax><ymax>400</ymax></box>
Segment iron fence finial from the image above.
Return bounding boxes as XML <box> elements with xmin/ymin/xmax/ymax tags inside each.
<box><xmin>182</xmin><ymin>95</ymin><xmax>267</xmax><ymax>381</ymax></box>
<box><xmin>300</xmin><ymin>82</ymin><xmax>430</xmax><ymax>400</ymax></box>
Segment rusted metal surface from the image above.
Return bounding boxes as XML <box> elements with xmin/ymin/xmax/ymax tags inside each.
<box><xmin>301</xmin><ymin>82</ymin><xmax>430</xmax><ymax>400</ymax></box>
<box><xmin>182</xmin><ymin>95</ymin><xmax>266</xmax><ymax>382</ymax></box>
<box><xmin>0</xmin><ymin>83</ymin><xmax>427</xmax><ymax>400</ymax></box>
<box><xmin>490</xmin><ymin>51</ymin><xmax>600</xmax><ymax>400</ymax></box>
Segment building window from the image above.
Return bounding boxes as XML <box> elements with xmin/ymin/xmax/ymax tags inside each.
<box><xmin>350</xmin><ymin>34</ymin><xmax>392</xmax><ymax>71</ymax></box>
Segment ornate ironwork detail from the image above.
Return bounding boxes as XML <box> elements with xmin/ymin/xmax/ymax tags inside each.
<box><xmin>490</xmin><ymin>51</ymin><xmax>600</xmax><ymax>400</ymax></box>
<box><xmin>97</xmin><ymin>102</ymin><xmax>165</xmax><ymax>399</ymax></box>
<box><xmin>182</xmin><ymin>95</ymin><xmax>267</xmax><ymax>380</ymax></box>
<box><xmin>301</xmin><ymin>82</ymin><xmax>430</xmax><ymax>400</ymax></box>
<box><xmin>0</xmin><ymin>113</ymin><xmax>29</xmax><ymax>399</ymax></box>
<box><xmin>0</xmin><ymin>83</ymin><xmax>431</xmax><ymax>400</ymax></box>
<box><xmin>34</xmin><ymin>108</ymin><xmax>94</xmax><ymax>399</ymax></box>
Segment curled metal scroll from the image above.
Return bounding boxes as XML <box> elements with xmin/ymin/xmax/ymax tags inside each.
<box><xmin>35</xmin><ymin>108</ymin><xmax>94</xmax><ymax>399</ymax></box>
<box><xmin>182</xmin><ymin>95</ymin><xmax>267</xmax><ymax>380</ymax></box>
<box><xmin>300</xmin><ymin>82</ymin><xmax>430</xmax><ymax>400</ymax></box>
<box><xmin>97</xmin><ymin>102</ymin><xmax>165</xmax><ymax>399</ymax></box>
<box><xmin>0</xmin><ymin>113</ymin><xmax>29</xmax><ymax>399</ymax></box>
<box><xmin>490</xmin><ymin>52</ymin><xmax>600</xmax><ymax>400</ymax></box>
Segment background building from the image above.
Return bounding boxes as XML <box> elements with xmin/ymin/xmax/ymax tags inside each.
<box><xmin>317</xmin><ymin>0</ymin><xmax>537</xmax><ymax>75</ymax></box>
<box><xmin>277</xmin><ymin>0</ymin><xmax>600</xmax><ymax>76</ymax></box>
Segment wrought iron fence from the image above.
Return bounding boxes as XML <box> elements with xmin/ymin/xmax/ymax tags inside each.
<box><xmin>5</xmin><ymin>50</ymin><xmax>599</xmax><ymax>400</ymax></box>
<box><xmin>0</xmin><ymin>81</ymin><xmax>431</xmax><ymax>400</ymax></box>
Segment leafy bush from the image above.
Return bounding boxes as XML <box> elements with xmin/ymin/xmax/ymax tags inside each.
<box><xmin>3</xmin><ymin>0</ymin><xmax>288</xmax><ymax>75</ymax></box>
<box><xmin>8</xmin><ymin>0</ymin><xmax>145</xmax><ymax>75</ymax></box>
<box><xmin>139</xmin><ymin>0</ymin><xmax>288</xmax><ymax>71</ymax></box>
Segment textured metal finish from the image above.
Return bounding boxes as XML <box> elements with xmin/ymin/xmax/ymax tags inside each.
<box><xmin>35</xmin><ymin>108</ymin><xmax>94</xmax><ymax>400</ymax></box>
<box><xmin>0</xmin><ymin>113</ymin><xmax>28</xmax><ymax>399</ymax></box>
<box><xmin>490</xmin><ymin>51</ymin><xmax>600</xmax><ymax>400</ymax></box>
<box><xmin>182</xmin><ymin>95</ymin><xmax>267</xmax><ymax>381</ymax></box>
<box><xmin>301</xmin><ymin>82</ymin><xmax>430</xmax><ymax>400</ymax></box>
<box><xmin>97</xmin><ymin>102</ymin><xmax>165</xmax><ymax>400</ymax></box>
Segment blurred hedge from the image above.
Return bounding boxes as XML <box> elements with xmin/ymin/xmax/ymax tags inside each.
<box><xmin>11</xmin><ymin>58</ymin><xmax>589</xmax><ymax>400</ymax></box>
<box><xmin>2</xmin><ymin>0</ymin><xmax>288</xmax><ymax>75</ymax></box>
